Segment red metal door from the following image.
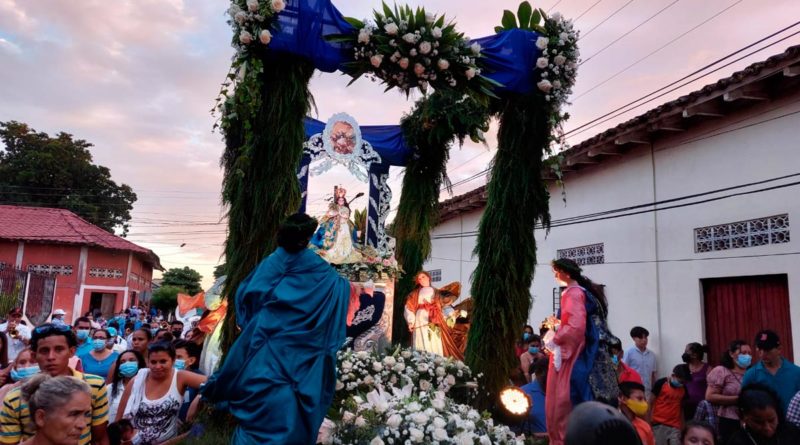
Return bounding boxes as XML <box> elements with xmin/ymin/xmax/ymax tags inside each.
<box><xmin>703</xmin><ymin>274</ymin><xmax>792</xmax><ymax>365</ymax></box>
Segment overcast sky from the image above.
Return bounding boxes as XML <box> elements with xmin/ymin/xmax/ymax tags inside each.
<box><xmin>1</xmin><ymin>0</ymin><xmax>799</xmax><ymax>288</ymax></box>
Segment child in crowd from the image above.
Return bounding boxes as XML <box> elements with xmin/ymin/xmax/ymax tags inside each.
<box><xmin>618</xmin><ymin>373</ymin><xmax>655</xmax><ymax>445</ymax></box>
<box><xmin>650</xmin><ymin>364</ymin><xmax>692</xmax><ymax>445</ymax></box>
<box><xmin>680</xmin><ymin>421</ymin><xmax>715</xmax><ymax>445</ymax></box>
<box><xmin>624</xmin><ymin>326</ymin><xmax>657</xmax><ymax>398</ymax></box>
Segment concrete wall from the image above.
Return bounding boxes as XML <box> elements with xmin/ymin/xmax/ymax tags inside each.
<box><xmin>425</xmin><ymin>91</ymin><xmax>800</xmax><ymax>378</ymax></box>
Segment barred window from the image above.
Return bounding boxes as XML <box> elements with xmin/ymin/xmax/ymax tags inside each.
<box><xmin>557</xmin><ymin>243</ymin><xmax>605</xmax><ymax>266</ymax></box>
<box><xmin>695</xmin><ymin>214</ymin><xmax>789</xmax><ymax>253</ymax></box>
<box><xmin>27</xmin><ymin>264</ymin><xmax>73</xmax><ymax>276</ymax></box>
<box><xmin>427</xmin><ymin>269</ymin><xmax>442</xmax><ymax>283</ymax></box>
<box><xmin>89</xmin><ymin>267</ymin><xmax>124</xmax><ymax>279</ymax></box>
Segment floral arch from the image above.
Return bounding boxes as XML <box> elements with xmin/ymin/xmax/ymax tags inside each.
<box><xmin>216</xmin><ymin>0</ymin><xmax>579</xmax><ymax>404</ymax></box>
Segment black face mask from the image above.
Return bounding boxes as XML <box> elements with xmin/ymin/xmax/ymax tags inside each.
<box><xmin>172</xmin><ymin>330</ymin><xmax>182</xmax><ymax>338</ymax></box>
<box><xmin>681</xmin><ymin>352</ymin><xmax>691</xmax><ymax>364</ymax></box>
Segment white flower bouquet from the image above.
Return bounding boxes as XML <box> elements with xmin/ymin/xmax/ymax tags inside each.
<box><xmin>329</xmin><ymin>2</ymin><xmax>500</xmax><ymax>98</ymax></box>
<box><xmin>227</xmin><ymin>0</ymin><xmax>285</xmax><ymax>51</ymax></box>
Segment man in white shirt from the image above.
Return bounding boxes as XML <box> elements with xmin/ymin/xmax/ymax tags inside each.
<box><xmin>0</xmin><ymin>307</ymin><xmax>31</xmax><ymax>361</ymax></box>
<box><xmin>623</xmin><ymin>326</ymin><xmax>658</xmax><ymax>397</ymax></box>
<box><xmin>51</xmin><ymin>308</ymin><xmax>68</xmax><ymax>326</ymax></box>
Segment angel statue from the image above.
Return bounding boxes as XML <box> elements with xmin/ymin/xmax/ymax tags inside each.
<box><xmin>404</xmin><ymin>271</ymin><xmax>464</xmax><ymax>360</ymax></box>
<box><xmin>311</xmin><ymin>186</ymin><xmax>363</xmax><ymax>264</ymax></box>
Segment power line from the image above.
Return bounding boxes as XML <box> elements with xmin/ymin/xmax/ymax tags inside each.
<box><xmin>573</xmin><ymin>0</ymin><xmax>744</xmax><ymax>100</ymax></box>
<box><xmin>564</xmin><ymin>21</ymin><xmax>800</xmax><ymax>139</ymax></box>
<box><xmin>547</xmin><ymin>0</ymin><xmax>564</xmax><ymax>13</ymax></box>
<box><xmin>579</xmin><ymin>0</ymin><xmax>682</xmax><ymax>66</ymax></box>
<box><xmin>579</xmin><ymin>0</ymin><xmax>636</xmax><ymax>41</ymax></box>
<box><xmin>574</xmin><ymin>0</ymin><xmax>603</xmax><ymax>22</ymax></box>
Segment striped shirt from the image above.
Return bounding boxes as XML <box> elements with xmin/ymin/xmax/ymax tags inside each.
<box><xmin>0</xmin><ymin>369</ymin><xmax>108</xmax><ymax>444</ymax></box>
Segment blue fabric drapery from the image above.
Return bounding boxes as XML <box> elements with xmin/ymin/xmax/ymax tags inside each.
<box><xmin>303</xmin><ymin>117</ymin><xmax>412</xmax><ymax>166</ymax></box>
<box><xmin>271</xmin><ymin>1</ymin><xmax>543</xmax><ymax>94</ymax></box>
<box><xmin>201</xmin><ymin>247</ymin><xmax>352</xmax><ymax>444</ymax></box>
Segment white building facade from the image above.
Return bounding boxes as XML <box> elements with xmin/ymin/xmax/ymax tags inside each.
<box><xmin>425</xmin><ymin>46</ymin><xmax>800</xmax><ymax>374</ymax></box>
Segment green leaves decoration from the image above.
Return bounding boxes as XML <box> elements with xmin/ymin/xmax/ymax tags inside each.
<box><xmin>495</xmin><ymin>1</ymin><xmax>546</xmax><ymax>33</ymax></box>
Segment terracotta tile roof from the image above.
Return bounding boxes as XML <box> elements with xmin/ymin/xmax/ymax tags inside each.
<box><xmin>438</xmin><ymin>44</ymin><xmax>800</xmax><ymax>222</ymax></box>
<box><xmin>0</xmin><ymin>205</ymin><xmax>162</xmax><ymax>269</ymax></box>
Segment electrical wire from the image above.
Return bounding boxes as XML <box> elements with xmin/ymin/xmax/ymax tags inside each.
<box><xmin>579</xmin><ymin>0</ymin><xmax>637</xmax><ymax>41</ymax></box>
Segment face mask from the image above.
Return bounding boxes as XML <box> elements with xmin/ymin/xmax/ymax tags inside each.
<box><xmin>119</xmin><ymin>361</ymin><xmax>140</xmax><ymax>378</ymax></box>
<box><xmin>611</xmin><ymin>355</ymin><xmax>619</xmax><ymax>366</ymax></box>
<box><xmin>625</xmin><ymin>399</ymin><xmax>649</xmax><ymax>417</ymax></box>
<box><xmin>174</xmin><ymin>359</ymin><xmax>186</xmax><ymax>370</ymax></box>
<box><xmin>522</xmin><ymin>333</ymin><xmax>531</xmax><ymax>342</ymax></box>
<box><xmin>172</xmin><ymin>330</ymin><xmax>182</xmax><ymax>339</ymax></box>
<box><xmin>681</xmin><ymin>353</ymin><xmax>691</xmax><ymax>364</ymax></box>
<box><xmin>76</xmin><ymin>329</ymin><xmax>90</xmax><ymax>341</ymax></box>
<box><xmin>92</xmin><ymin>339</ymin><xmax>107</xmax><ymax>351</ymax></box>
<box><xmin>11</xmin><ymin>365</ymin><xmax>40</xmax><ymax>382</ymax></box>
<box><xmin>150</xmin><ymin>328</ymin><xmax>159</xmax><ymax>336</ymax></box>
<box><xmin>528</xmin><ymin>347</ymin><xmax>540</xmax><ymax>354</ymax></box>
<box><xmin>737</xmin><ymin>354</ymin><xmax>752</xmax><ymax>368</ymax></box>
<box><xmin>669</xmin><ymin>379</ymin><xmax>683</xmax><ymax>388</ymax></box>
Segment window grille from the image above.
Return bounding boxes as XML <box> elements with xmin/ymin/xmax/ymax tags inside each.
<box><xmin>27</xmin><ymin>264</ymin><xmax>73</xmax><ymax>276</ymax></box>
<box><xmin>89</xmin><ymin>267</ymin><xmax>123</xmax><ymax>279</ymax></box>
<box><xmin>695</xmin><ymin>214</ymin><xmax>789</xmax><ymax>252</ymax></box>
<box><xmin>557</xmin><ymin>243</ymin><xmax>605</xmax><ymax>266</ymax></box>
<box><xmin>427</xmin><ymin>269</ymin><xmax>442</xmax><ymax>283</ymax></box>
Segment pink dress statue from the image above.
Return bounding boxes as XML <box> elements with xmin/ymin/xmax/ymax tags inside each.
<box><xmin>545</xmin><ymin>286</ymin><xmax>587</xmax><ymax>445</ymax></box>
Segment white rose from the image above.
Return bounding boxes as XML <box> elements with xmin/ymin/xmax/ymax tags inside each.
<box><xmin>228</xmin><ymin>4</ymin><xmax>242</xmax><ymax>16</ymax></box>
<box><xmin>239</xmin><ymin>30</ymin><xmax>253</xmax><ymax>44</ymax></box>
<box><xmin>386</xmin><ymin>414</ymin><xmax>402</xmax><ymax>428</ymax></box>
<box><xmin>419</xmin><ymin>379</ymin><xmax>432</xmax><ymax>391</ymax></box>
<box><xmin>407</xmin><ymin>402</ymin><xmax>422</xmax><ymax>412</ymax></box>
<box><xmin>358</xmin><ymin>30</ymin><xmax>371</xmax><ymax>44</ymax></box>
<box><xmin>409</xmin><ymin>48</ymin><xmax>417</xmax><ymax>56</ymax></box>
<box><xmin>385</xmin><ymin>23</ymin><xmax>399</xmax><ymax>35</ymax></box>
<box><xmin>401</xmin><ymin>351</ymin><xmax>412</xmax><ymax>359</ymax></box>
<box><xmin>425</xmin><ymin>12</ymin><xmax>435</xmax><ymax>23</ymax></box>
<box><xmin>537</xmin><ymin>79</ymin><xmax>553</xmax><ymax>92</ymax></box>
<box><xmin>356</xmin><ymin>351</ymin><xmax>369</xmax><ymax>360</ymax></box>
<box><xmin>246</xmin><ymin>0</ymin><xmax>259</xmax><ymax>13</ymax></box>
<box><xmin>363</xmin><ymin>375</ymin><xmax>375</xmax><ymax>385</ymax></box>
<box><xmin>559</xmin><ymin>32</ymin><xmax>570</xmax><ymax>41</ymax></box>
<box><xmin>536</xmin><ymin>57</ymin><xmax>549</xmax><ymax>69</ymax></box>
<box><xmin>370</xmin><ymin>54</ymin><xmax>383</xmax><ymax>68</ymax></box>
<box><xmin>463</xmin><ymin>420</ymin><xmax>475</xmax><ymax>431</ymax></box>
<box><xmin>372</xmin><ymin>362</ymin><xmax>384</xmax><ymax>372</ymax></box>
<box><xmin>536</xmin><ymin>36</ymin><xmax>549</xmax><ymax>49</ymax></box>
<box><xmin>552</xmin><ymin>80</ymin><xmax>562</xmax><ymax>89</ymax></box>
<box><xmin>271</xmin><ymin>0</ymin><xmax>285</xmax><ymax>12</ymax></box>
<box><xmin>465</xmin><ymin>67</ymin><xmax>476</xmax><ymax>80</ymax></box>
<box><xmin>552</xmin><ymin>12</ymin><xmax>563</xmax><ymax>21</ymax></box>
<box><xmin>355</xmin><ymin>416</ymin><xmax>367</xmax><ymax>427</ymax></box>
<box><xmin>433</xmin><ymin>428</ymin><xmax>449</xmax><ymax>441</ymax></box>
<box><xmin>383</xmin><ymin>356</ymin><xmax>397</xmax><ymax>367</ymax></box>
<box><xmin>342</xmin><ymin>361</ymin><xmax>353</xmax><ymax>372</ymax></box>
<box><xmin>418</xmin><ymin>41</ymin><xmax>432</xmax><ymax>55</ymax></box>
<box><xmin>470</xmin><ymin>42</ymin><xmax>481</xmax><ymax>55</ymax></box>
<box><xmin>434</xmin><ymin>59</ymin><xmax>447</xmax><ymax>72</ymax></box>
<box><xmin>259</xmin><ymin>30</ymin><xmax>272</xmax><ymax>45</ymax></box>
<box><xmin>467</xmin><ymin>409</ymin><xmax>480</xmax><ymax>420</ymax></box>
<box><xmin>410</xmin><ymin>412</ymin><xmax>429</xmax><ymax>425</ymax></box>
<box><xmin>432</xmin><ymin>27</ymin><xmax>443</xmax><ymax>39</ymax></box>
<box><xmin>433</xmin><ymin>416</ymin><xmax>447</xmax><ymax>429</ymax></box>
<box><xmin>335</xmin><ymin>380</ymin><xmax>344</xmax><ymax>390</ymax></box>
<box><xmin>431</xmin><ymin>398</ymin><xmax>446</xmax><ymax>410</ymax></box>
<box><xmin>554</xmin><ymin>54</ymin><xmax>567</xmax><ymax>66</ymax></box>
<box><xmin>479</xmin><ymin>436</ymin><xmax>491</xmax><ymax>445</ymax></box>
<box><xmin>234</xmin><ymin>11</ymin><xmax>248</xmax><ymax>24</ymax></box>
<box><xmin>370</xmin><ymin>437</ymin><xmax>385</xmax><ymax>445</ymax></box>
<box><xmin>445</xmin><ymin>375</ymin><xmax>456</xmax><ymax>385</ymax></box>
<box><xmin>402</xmin><ymin>33</ymin><xmax>417</xmax><ymax>43</ymax></box>
<box><xmin>342</xmin><ymin>411</ymin><xmax>355</xmax><ymax>423</ymax></box>
<box><xmin>414</xmin><ymin>63</ymin><xmax>425</xmax><ymax>76</ymax></box>
<box><xmin>456</xmin><ymin>432</ymin><xmax>475</xmax><ymax>445</ymax></box>
<box><xmin>398</xmin><ymin>58</ymin><xmax>410</xmax><ymax>70</ymax></box>
<box><xmin>409</xmin><ymin>428</ymin><xmax>425</xmax><ymax>443</ymax></box>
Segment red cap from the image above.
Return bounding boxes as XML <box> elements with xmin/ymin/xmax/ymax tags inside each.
<box><xmin>618</xmin><ymin>363</ymin><xmax>643</xmax><ymax>386</ymax></box>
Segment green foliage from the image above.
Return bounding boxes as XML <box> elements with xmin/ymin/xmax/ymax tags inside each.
<box><xmin>0</xmin><ymin>121</ymin><xmax>137</xmax><ymax>235</ymax></box>
<box><xmin>465</xmin><ymin>93</ymin><xmax>553</xmax><ymax>408</ymax></box>
<box><xmin>161</xmin><ymin>267</ymin><xmax>203</xmax><ymax>295</ymax></box>
<box><xmin>393</xmin><ymin>89</ymin><xmax>492</xmax><ymax>344</ymax></box>
<box><xmin>494</xmin><ymin>2</ymin><xmax>546</xmax><ymax>33</ymax></box>
<box><xmin>353</xmin><ymin>208</ymin><xmax>367</xmax><ymax>245</ymax></box>
<box><xmin>151</xmin><ymin>285</ymin><xmax>182</xmax><ymax>314</ymax></box>
<box><xmin>219</xmin><ymin>51</ymin><xmax>315</xmax><ymax>356</ymax></box>
<box><xmin>213</xmin><ymin>263</ymin><xmax>227</xmax><ymax>280</ymax></box>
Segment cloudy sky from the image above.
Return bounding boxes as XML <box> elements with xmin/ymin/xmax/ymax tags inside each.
<box><xmin>1</xmin><ymin>0</ymin><xmax>799</xmax><ymax>288</ymax></box>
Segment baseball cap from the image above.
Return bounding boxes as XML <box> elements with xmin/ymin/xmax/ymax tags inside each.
<box><xmin>754</xmin><ymin>329</ymin><xmax>781</xmax><ymax>351</ymax></box>
<box><xmin>53</xmin><ymin>309</ymin><xmax>66</xmax><ymax>316</ymax></box>
<box><xmin>618</xmin><ymin>368</ymin><xmax>645</xmax><ymax>392</ymax></box>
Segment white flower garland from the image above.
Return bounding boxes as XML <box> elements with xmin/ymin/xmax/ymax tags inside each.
<box><xmin>534</xmin><ymin>12</ymin><xmax>579</xmax><ymax>105</ymax></box>
<box><xmin>228</xmin><ymin>0</ymin><xmax>285</xmax><ymax>52</ymax></box>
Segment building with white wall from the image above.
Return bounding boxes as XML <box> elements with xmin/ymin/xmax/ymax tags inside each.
<box><xmin>425</xmin><ymin>45</ymin><xmax>800</xmax><ymax>375</ymax></box>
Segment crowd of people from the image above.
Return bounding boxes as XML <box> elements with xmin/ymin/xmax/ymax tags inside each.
<box><xmin>512</xmin><ymin>258</ymin><xmax>800</xmax><ymax>445</ymax></box>
<box><xmin>0</xmin><ymin>304</ymin><xmax>209</xmax><ymax>445</ymax></box>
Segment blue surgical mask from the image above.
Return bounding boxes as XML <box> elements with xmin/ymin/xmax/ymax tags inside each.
<box><xmin>670</xmin><ymin>378</ymin><xmax>683</xmax><ymax>388</ymax></box>
<box><xmin>528</xmin><ymin>347</ymin><xmax>540</xmax><ymax>354</ymax></box>
<box><xmin>11</xmin><ymin>365</ymin><xmax>40</xmax><ymax>382</ymax></box>
<box><xmin>119</xmin><ymin>361</ymin><xmax>140</xmax><ymax>378</ymax></box>
<box><xmin>150</xmin><ymin>328</ymin><xmax>159</xmax><ymax>336</ymax></box>
<box><xmin>737</xmin><ymin>354</ymin><xmax>752</xmax><ymax>368</ymax></box>
<box><xmin>611</xmin><ymin>355</ymin><xmax>620</xmax><ymax>366</ymax></box>
<box><xmin>76</xmin><ymin>329</ymin><xmax>90</xmax><ymax>341</ymax></box>
<box><xmin>522</xmin><ymin>333</ymin><xmax>531</xmax><ymax>341</ymax></box>
<box><xmin>174</xmin><ymin>359</ymin><xmax>186</xmax><ymax>370</ymax></box>
<box><xmin>92</xmin><ymin>339</ymin><xmax>107</xmax><ymax>351</ymax></box>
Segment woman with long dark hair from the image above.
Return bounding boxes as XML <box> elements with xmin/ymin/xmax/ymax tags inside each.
<box><xmin>545</xmin><ymin>258</ymin><xmax>614</xmax><ymax>445</ymax></box>
<box><xmin>706</xmin><ymin>340</ymin><xmax>751</xmax><ymax>443</ymax></box>
<box><xmin>683</xmin><ymin>342</ymin><xmax>710</xmax><ymax>419</ymax></box>
<box><xmin>107</xmin><ymin>349</ymin><xmax>146</xmax><ymax>421</ymax></box>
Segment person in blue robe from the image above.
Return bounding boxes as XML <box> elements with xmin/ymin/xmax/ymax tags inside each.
<box><xmin>201</xmin><ymin>213</ymin><xmax>358</xmax><ymax>445</ymax></box>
